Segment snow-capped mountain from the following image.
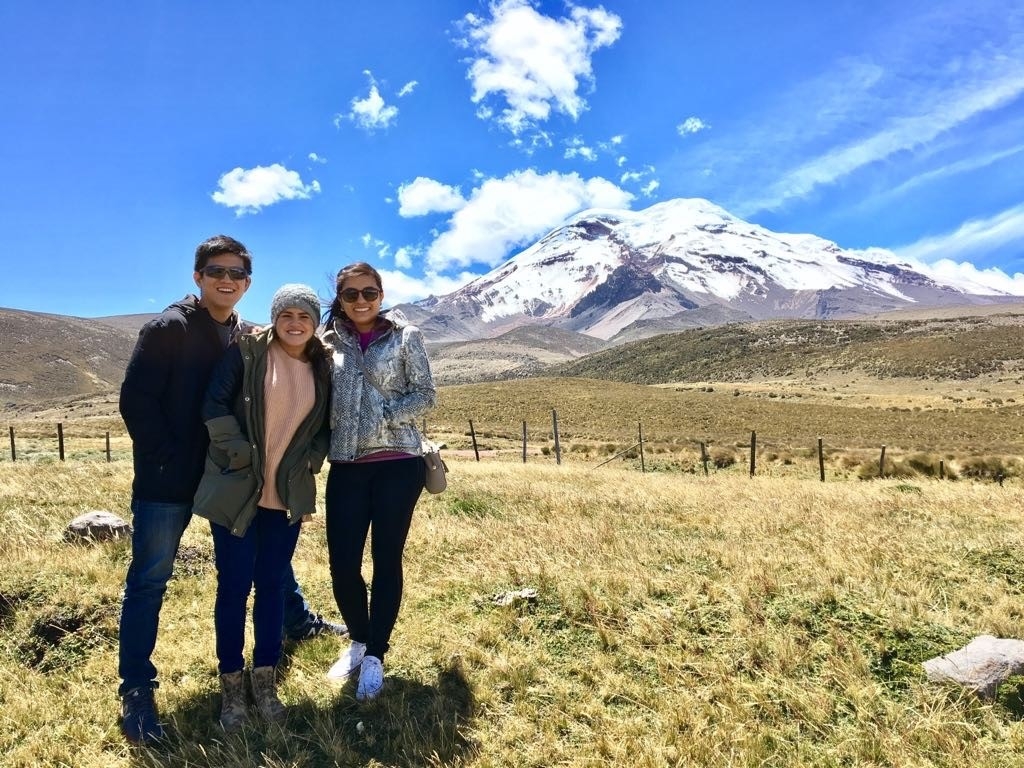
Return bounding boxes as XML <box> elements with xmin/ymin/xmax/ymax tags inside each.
<box><xmin>411</xmin><ymin>198</ymin><xmax>1021</xmax><ymax>342</ymax></box>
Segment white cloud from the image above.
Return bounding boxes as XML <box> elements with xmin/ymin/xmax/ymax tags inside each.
<box><xmin>394</xmin><ymin>247</ymin><xmax>414</xmax><ymax>269</ymax></box>
<box><xmin>308</xmin><ymin>152</ymin><xmax>328</xmax><ymax>164</ymax></box>
<box><xmin>398</xmin><ymin>80</ymin><xmax>418</xmax><ymax>97</ymax></box>
<box><xmin>378</xmin><ymin>267</ymin><xmax>485</xmax><ymax>305</ymax></box>
<box><xmin>359</xmin><ymin>233</ymin><xmax>392</xmax><ymax>260</ymax></box>
<box><xmin>874</xmin><ymin>143</ymin><xmax>1024</xmax><ymax>205</ymax></box>
<box><xmin>895</xmin><ymin>202</ymin><xmax>1024</xmax><ymax>271</ymax></box>
<box><xmin>924</xmin><ymin>259</ymin><xmax>1024</xmax><ymax>295</ymax></box>
<box><xmin>564</xmin><ymin>136</ymin><xmax>597</xmax><ymax>161</ymax></box>
<box><xmin>677</xmin><ymin>117</ymin><xmax>708</xmax><ymax>135</ymax></box>
<box><xmin>667</xmin><ymin>10</ymin><xmax>1024</xmax><ymax>216</ymax></box>
<box><xmin>616</xmin><ymin>155</ymin><xmax>627</xmax><ymax>167</ymax></box>
<box><xmin>748</xmin><ymin>64</ymin><xmax>1024</xmax><ymax>212</ymax></box>
<box><xmin>458</xmin><ymin>0</ymin><xmax>622</xmax><ymax>134</ymax></box>
<box><xmin>508</xmin><ymin>129</ymin><xmax>553</xmax><ymax>155</ymax></box>
<box><xmin>421</xmin><ymin>169</ymin><xmax>633</xmax><ymax>270</ymax></box>
<box><xmin>342</xmin><ymin>71</ymin><xmax>399</xmax><ymax>132</ymax></box>
<box><xmin>398</xmin><ymin>177</ymin><xmax>467</xmax><ymax>216</ymax></box>
<box><xmin>619</xmin><ymin>164</ymin><xmax>657</xmax><ymax>188</ymax></box>
<box><xmin>211</xmin><ymin>164</ymin><xmax>320</xmax><ymax>216</ymax></box>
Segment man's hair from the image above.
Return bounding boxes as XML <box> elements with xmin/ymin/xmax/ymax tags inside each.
<box><xmin>193</xmin><ymin>235</ymin><xmax>252</xmax><ymax>274</ymax></box>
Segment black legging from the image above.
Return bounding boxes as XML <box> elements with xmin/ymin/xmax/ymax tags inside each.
<box><xmin>325</xmin><ymin>456</ymin><xmax>424</xmax><ymax>660</ymax></box>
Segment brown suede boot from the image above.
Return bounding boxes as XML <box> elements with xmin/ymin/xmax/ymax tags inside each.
<box><xmin>218</xmin><ymin>670</ymin><xmax>248</xmax><ymax>732</ymax></box>
<box><xmin>250</xmin><ymin>666</ymin><xmax>287</xmax><ymax>722</ymax></box>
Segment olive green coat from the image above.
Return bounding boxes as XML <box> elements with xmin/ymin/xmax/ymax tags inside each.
<box><xmin>192</xmin><ymin>329</ymin><xmax>330</xmax><ymax>537</ymax></box>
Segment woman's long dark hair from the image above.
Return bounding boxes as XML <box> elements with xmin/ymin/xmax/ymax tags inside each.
<box><xmin>305</xmin><ymin>334</ymin><xmax>331</xmax><ymax>382</ymax></box>
<box><xmin>323</xmin><ymin>262</ymin><xmax>383</xmax><ymax>327</ymax></box>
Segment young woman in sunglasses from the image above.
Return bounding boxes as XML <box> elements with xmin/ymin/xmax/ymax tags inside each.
<box><xmin>320</xmin><ymin>262</ymin><xmax>436</xmax><ymax>701</ymax></box>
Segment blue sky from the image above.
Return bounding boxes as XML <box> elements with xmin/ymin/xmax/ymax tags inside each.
<box><xmin>2</xmin><ymin>0</ymin><xmax>1022</xmax><ymax>319</ymax></box>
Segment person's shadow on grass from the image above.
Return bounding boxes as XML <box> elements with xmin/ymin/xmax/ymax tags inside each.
<box><xmin>131</xmin><ymin>660</ymin><xmax>477</xmax><ymax>768</ymax></box>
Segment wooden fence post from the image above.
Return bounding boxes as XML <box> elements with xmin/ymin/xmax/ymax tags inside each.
<box><xmin>817</xmin><ymin>437</ymin><xmax>825</xmax><ymax>482</ymax></box>
<box><xmin>522</xmin><ymin>421</ymin><xmax>527</xmax><ymax>464</ymax></box>
<box><xmin>878</xmin><ymin>445</ymin><xmax>886</xmax><ymax>479</ymax></box>
<box><xmin>638</xmin><ymin>422</ymin><xmax>645</xmax><ymax>473</ymax></box>
<box><xmin>106</xmin><ymin>431</ymin><xmax>112</xmax><ymax>462</ymax></box>
<box><xmin>939</xmin><ymin>459</ymin><xmax>945</xmax><ymax>480</ymax></box>
<box><xmin>58</xmin><ymin>422</ymin><xmax>65</xmax><ymax>462</ymax></box>
<box><xmin>749</xmin><ymin>430</ymin><xmax>756</xmax><ymax>477</ymax></box>
<box><xmin>8</xmin><ymin>426</ymin><xmax>15</xmax><ymax>462</ymax></box>
<box><xmin>552</xmin><ymin>409</ymin><xmax>561</xmax><ymax>465</ymax></box>
<box><xmin>468</xmin><ymin>420</ymin><xmax>480</xmax><ymax>462</ymax></box>
<box><xmin>700</xmin><ymin>441</ymin><xmax>709</xmax><ymax>476</ymax></box>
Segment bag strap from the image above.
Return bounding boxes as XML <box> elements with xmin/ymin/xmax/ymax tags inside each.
<box><xmin>354</xmin><ymin>351</ymin><xmax>388</xmax><ymax>397</ymax></box>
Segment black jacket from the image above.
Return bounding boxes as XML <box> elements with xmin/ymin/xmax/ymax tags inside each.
<box><xmin>119</xmin><ymin>295</ymin><xmax>247</xmax><ymax>503</ymax></box>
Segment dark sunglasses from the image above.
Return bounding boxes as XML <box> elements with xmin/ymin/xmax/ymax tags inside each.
<box><xmin>200</xmin><ymin>265</ymin><xmax>250</xmax><ymax>280</ymax></box>
<box><xmin>340</xmin><ymin>287</ymin><xmax>381</xmax><ymax>303</ymax></box>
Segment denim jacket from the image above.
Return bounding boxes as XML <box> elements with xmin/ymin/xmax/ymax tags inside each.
<box><xmin>321</xmin><ymin>310</ymin><xmax>436</xmax><ymax>461</ymax></box>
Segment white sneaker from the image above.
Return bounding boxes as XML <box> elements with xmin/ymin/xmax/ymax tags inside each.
<box><xmin>326</xmin><ymin>640</ymin><xmax>366</xmax><ymax>682</ymax></box>
<box><xmin>356</xmin><ymin>655</ymin><xmax>384</xmax><ymax>701</ymax></box>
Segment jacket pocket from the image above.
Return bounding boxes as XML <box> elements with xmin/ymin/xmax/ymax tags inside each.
<box><xmin>193</xmin><ymin>454</ymin><xmax>256</xmax><ymax>526</ymax></box>
<box><xmin>284</xmin><ymin>458</ymin><xmax>317</xmax><ymax>517</ymax></box>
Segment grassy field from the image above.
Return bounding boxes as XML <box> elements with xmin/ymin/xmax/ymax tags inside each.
<box><xmin>3</xmin><ymin>458</ymin><xmax>1024</xmax><ymax>767</ymax></box>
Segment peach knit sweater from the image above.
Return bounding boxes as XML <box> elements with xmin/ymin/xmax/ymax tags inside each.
<box><xmin>259</xmin><ymin>342</ymin><xmax>315</xmax><ymax>511</ymax></box>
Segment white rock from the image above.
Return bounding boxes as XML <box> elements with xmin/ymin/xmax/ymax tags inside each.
<box><xmin>922</xmin><ymin>634</ymin><xmax>1024</xmax><ymax>699</ymax></box>
<box><xmin>64</xmin><ymin>510</ymin><xmax>131</xmax><ymax>543</ymax></box>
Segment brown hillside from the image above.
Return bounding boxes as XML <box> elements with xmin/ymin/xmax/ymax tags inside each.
<box><xmin>0</xmin><ymin>308</ymin><xmax>138</xmax><ymax>406</ymax></box>
<box><xmin>552</xmin><ymin>312</ymin><xmax>1024</xmax><ymax>384</ymax></box>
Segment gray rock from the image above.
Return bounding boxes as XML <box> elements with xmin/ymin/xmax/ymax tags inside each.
<box><xmin>922</xmin><ymin>634</ymin><xmax>1024</xmax><ymax>699</ymax></box>
<box><xmin>65</xmin><ymin>510</ymin><xmax>131</xmax><ymax>543</ymax></box>
<box><xmin>491</xmin><ymin>588</ymin><xmax>538</xmax><ymax>607</ymax></box>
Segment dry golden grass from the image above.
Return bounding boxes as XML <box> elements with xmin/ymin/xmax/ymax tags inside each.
<box><xmin>3</xmin><ymin>459</ymin><xmax>1024</xmax><ymax>766</ymax></box>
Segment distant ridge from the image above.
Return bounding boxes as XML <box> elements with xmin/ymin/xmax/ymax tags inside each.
<box><xmin>90</xmin><ymin>313</ymin><xmax>158</xmax><ymax>333</ymax></box>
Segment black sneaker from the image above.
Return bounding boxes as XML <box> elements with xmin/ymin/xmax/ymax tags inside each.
<box><xmin>285</xmin><ymin>614</ymin><xmax>349</xmax><ymax>642</ymax></box>
<box><xmin>121</xmin><ymin>686</ymin><xmax>164</xmax><ymax>745</ymax></box>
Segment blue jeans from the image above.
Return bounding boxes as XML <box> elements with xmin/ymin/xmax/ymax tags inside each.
<box><xmin>210</xmin><ymin>508</ymin><xmax>302</xmax><ymax>673</ymax></box>
<box><xmin>117</xmin><ymin>499</ymin><xmax>313</xmax><ymax>695</ymax></box>
<box><xmin>118</xmin><ymin>499</ymin><xmax>192</xmax><ymax>695</ymax></box>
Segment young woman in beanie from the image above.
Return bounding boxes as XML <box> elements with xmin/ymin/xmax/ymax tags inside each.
<box><xmin>320</xmin><ymin>262</ymin><xmax>436</xmax><ymax>701</ymax></box>
<box><xmin>193</xmin><ymin>283</ymin><xmax>330</xmax><ymax>731</ymax></box>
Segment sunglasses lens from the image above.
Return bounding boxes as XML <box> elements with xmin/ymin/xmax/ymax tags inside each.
<box><xmin>203</xmin><ymin>266</ymin><xmax>248</xmax><ymax>280</ymax></box>
<box><xmin>341</xmin><ymin>288</ymin><xmax>379</xmax><ymax>302</ymax></box>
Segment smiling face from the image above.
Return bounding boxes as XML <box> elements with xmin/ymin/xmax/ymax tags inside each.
<box><xmin>273</xmin><ymin>307</ymin><xmax>317</xmax><ymax>358</ymax></box>
<box><xmin>194</xmin><ymin>253</ymin><xmax>251</xmax><ymax>322</ymax></box>
<box><xmin>339</xmin><ymin>273</ymin><xmax>383</xmax><ymax>333</ymax></box>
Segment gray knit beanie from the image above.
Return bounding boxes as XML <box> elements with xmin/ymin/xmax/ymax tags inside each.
<box><xmin>270</xmin><ymin>283</ymin><xmax>321</xmax><ymax>324</ymax></box>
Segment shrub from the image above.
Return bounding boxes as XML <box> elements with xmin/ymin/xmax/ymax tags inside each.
<box><xmin>856</xmin><ymin>457</ymin><xmax>915</xmax><ymax>480</ymax></box>
<box><xmin>959</xmin><ymin>455</ymin><xmax>1011</xmax><ymax>480</ymax></box>
<box><xmin>710</xmin><ymin>448</ymin><xmax>736</xmax><ymax>468</ymax></box>
<box><xmin>904</xmin><ymin>452</ymin><xmax>941</xmax><ymax>477</ymax></box>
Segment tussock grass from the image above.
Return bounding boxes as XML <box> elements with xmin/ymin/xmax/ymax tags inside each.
<box><xmin>3</xmin><ymin>460</ymin><xmax>1024</xmax><ymax>766</ymax></box>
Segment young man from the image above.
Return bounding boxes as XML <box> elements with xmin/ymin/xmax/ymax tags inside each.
<box><xmin>117</xmin><ymin>235</ymin><xmax>345</xmax><ymax>745</ymax></box>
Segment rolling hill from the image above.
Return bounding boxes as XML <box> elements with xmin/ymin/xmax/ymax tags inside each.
<box><xmin>0</xmin><ymin>308</ymin><xmax>140</xmax><ymax>407</ymax></box>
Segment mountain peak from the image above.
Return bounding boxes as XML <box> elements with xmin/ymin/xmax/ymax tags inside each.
<box><xmin>416</xmin><ymin>197</ymin><xmax>1021</xmax><ymax>342</ymax></box>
